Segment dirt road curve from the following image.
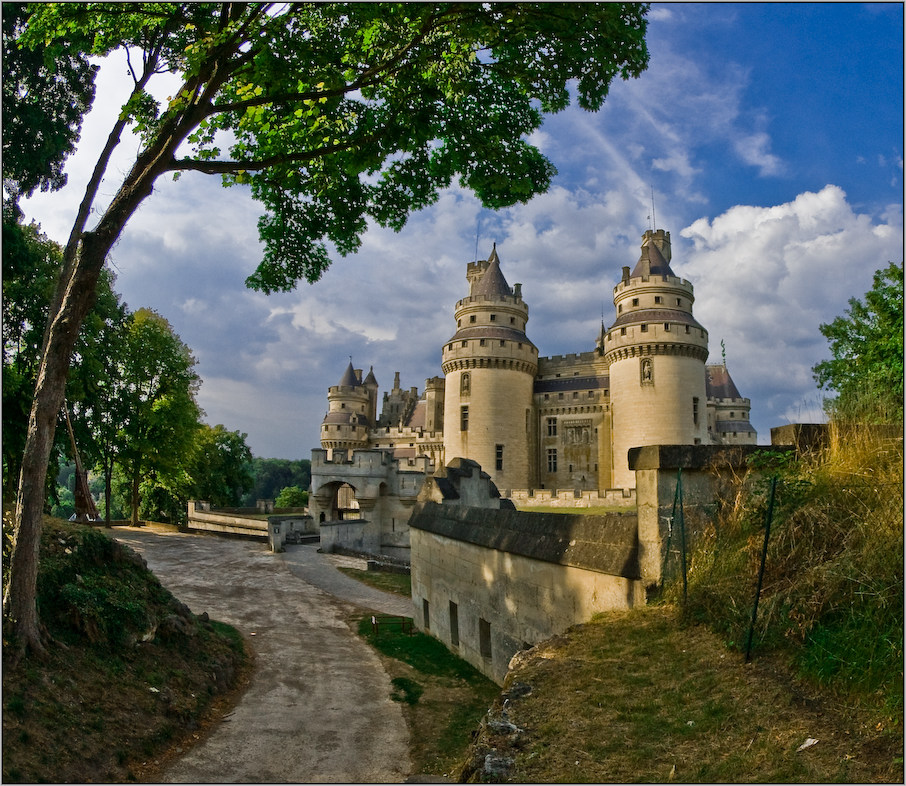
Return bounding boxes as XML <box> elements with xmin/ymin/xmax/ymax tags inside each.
<box><xmin>114</xmin><ymin>525</ymin><xmax>412</xmax><ymax>783</ymax></box>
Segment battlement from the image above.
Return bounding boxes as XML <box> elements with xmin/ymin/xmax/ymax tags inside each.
<box><xmin>537</xmin><ymin>351</ymin><xmax>599</xmax><ymax>370</ymax></box>
<box><xmin>455</xmin><ymin>293</ymin><xmax>525</xmax><ymax>309</ymax></box>
<box><xmin>614</xmin><ymin>274</ymin><xmax>693</xmax><ymax>295</ymax></box>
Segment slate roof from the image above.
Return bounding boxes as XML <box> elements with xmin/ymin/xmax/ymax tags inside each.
<box><xmin>706</xmin><ymin>364</ymin><xmax>744</xmax><ymax>399</ymax></box>
<box><xmin>631</xmin><ymin>235</ymin><xmax>677</xmax><ymax>278</ymax></box>
<box><xmin>608</xmin><ymin>309</ymin><xmax>703</xmax><ymax>330</ymax></box>
<box><xmin>534</xmin><ymin>375</ymin><xmax>609</xmax><ymax>394</ymax></box>
<box><xmin>472</xmin><ymin>246</ymin><xmax>512</xmax><ymax>297</ymax></box>
<box><xmin>715</xmin><ymin>420</ymin><xmax>756</xmax><ymax>433</ymax></box>
<box><xmin>337</xmin><ymin>361</ymin><xmax>360</xmax><ymax>387</ymax></box>
<box><xmin>447</xmin><ymin>325</ymin><xmax>535</xmax><ymax>344</ymax></box>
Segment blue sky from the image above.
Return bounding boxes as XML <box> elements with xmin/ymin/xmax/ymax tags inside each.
<box><xmin>21</xmin><ymin>3</ymin><xmax>904</xmax><ymax>461</ymax></box>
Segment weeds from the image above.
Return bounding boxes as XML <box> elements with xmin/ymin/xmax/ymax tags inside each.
<box><xmin>668</xmin><ymin>420</ymin><xmax>903</xmax><ymax>711</ymax></box>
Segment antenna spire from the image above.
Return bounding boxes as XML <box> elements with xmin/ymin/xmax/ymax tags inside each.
<box><xmin>650</xmin><ymin>186</ymin><xmax>657</xmax><ymax>232</ymax></box>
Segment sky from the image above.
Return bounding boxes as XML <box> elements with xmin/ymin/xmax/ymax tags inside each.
<box><xmin>20</xmin><ymin>3</ymin><xmax>905</xmax><ymax>460</ymax></box>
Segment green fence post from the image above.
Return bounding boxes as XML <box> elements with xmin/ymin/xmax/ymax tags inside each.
<box><xmin>745</xmin><ymin>475</ymin><xmax>778</xmax><ymax>663</ymax></box>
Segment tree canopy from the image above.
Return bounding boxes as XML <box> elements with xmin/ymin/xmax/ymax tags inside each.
<box><xmin>813</xmin><ymin>261</ymin><xmax>904</xmax><ymax>423</ymax></box>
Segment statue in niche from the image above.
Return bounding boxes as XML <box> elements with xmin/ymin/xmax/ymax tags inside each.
<box><xmin>641</xmin><ymin>357</ymin><xmax>653</xmax><ymax>384</ymax></box>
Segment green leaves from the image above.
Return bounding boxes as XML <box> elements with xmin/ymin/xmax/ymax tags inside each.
<box><xmin>20</xmin><ymin>3</ymin><xmax>650</xmax><ymax>291</ymax></box>
<box><xmin>813</xmin><ymin>261</ymin><xmax>904</xmax><ymax>423</ymax></box>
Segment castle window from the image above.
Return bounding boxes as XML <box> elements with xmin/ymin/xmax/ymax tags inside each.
<box><xmin>573</xmin><ymin>392</ymin><xmax>579</xmax><ymax>399</ymax></box>
<box><xmin>461</xmin><ymin>372</ymin><xmax>470</xmax><ymax>396</ymax></box>
<box><xmin>618</xmin><ymin>304</ymin><xmax>623</xmax><ymax>313</ymax></box>
<box><xmin>685</xmin><ymin>325</ymin><xmax>690</xmax><ymax>334</ymax></box>
<box><xmin>422</xmin><ymin>599</ymin><xmax>430</xmax><ymax>630</ymax></box>
<box><xmin>664</xmin><ymin>323</ymin><xmax>670</xmax><ymax>331</ymax></box>
<box><xmin>558</xmin><ymin>392</ymin><xmax>564</xmax><ymax>400</ymax></box>
<box><xmin>495</xmin><ymin>444</ymin><xmax>504</xmax><ymax>471</ymax></box>
<box><xmin>640</xmin><ymin>324</ymin><xmax>648</xmax><ymax>332</ymax></box>
<box><xmin>547</xmin><ymin>417</ymin><xmax>557</xmax><ymax>436</ymax></box>
<box><xmin>620</xmin><ymin>328</ymin><xmax>627</xmax><ymax>336</ymax></box>
<box><xmin>460</xmin><ymin>405</ymin><xmax>469</xmax><ymax>431</ymax></box>
<box><xmin>341</xmin><ymin>403</ymin><xmax>346</xmax><ymax>408</ymax></box>
<box><xmin>547</xmin><ymin>449</ymin><xmax>558</xmax><ymax>473</ymax></box>
<box><xmin>510</xmin><ymin>317</ymin><xmax>515</xmax><ymax>324</ymax></box>
<box><xmin>461</xmin><ymin>340</ymin><xmax>467</xmax><ymax>347</ymax></box>
<box><xmin>449</xmin><ymin>601</ymin><xmax>459</xmax><ymax>646</ymax></box>
<box><xmin>500</xmin><ymin>340</ymin><xmax>505</xmax><ymax>346</ymax></box>
<box><xmin>457</xmin><ymin>319</ymin><xmax>461</xmax><ymax>327</ymax></box>
<box><xmin>479</xmin><ymin>618</ymin><xmax>492</xmax><ymax>659</ymax></box>
<box><xmin>677</xmin><ymin>298</ymin><xmax>682</xmax><ymax>306</ymax></box>
<box><xmin>469</xmin><ymin>315</ymin><xmax>476</xmax><ymax>323</ymax></box>
<box><xmin>632</xmin><ymin>298</ymin><xmax>639</xmax><ymax>306</ymax></box>
<box><xmin>490</xmin><ymin>314</ymin><xmax>497</xmax><ymax>321</ymax></box>
<box><xmin>693</xmin><ymin>397</ymin><xmax>700</xmax><ymax>426</ymax></box>
<box><xmin>479</xmin><ymin>339</ymin><xmax>486</xmax><ymax>346</ymax></box>
<box><xmin>588</xmin><ymin>391</ymin><xmax>594</xmax><ymax>398</ymax></box>
<box><xmin>655</xmin><ymin>296</ymin><xmax>662</xmax><ymax>304</ymax></box>
<box><xmin>518</xmin><ymin>342</ymin><xmax>523</xmax><ymax>348</ymax></box>
<box><xmin>544</xmin><ymin>394</ymin><xmax>549</xmax><ymax>401</ymax></box>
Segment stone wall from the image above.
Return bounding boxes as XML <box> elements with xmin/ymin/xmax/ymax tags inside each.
<box><xmin>507</xmin><ymin>487</ymin><xmax>636</xmax><ymax>509</ymax></box>
<box><xmin>409</xmin><ymin>502</ymin><xmax>643</xmax><ymax>683</ymax></box>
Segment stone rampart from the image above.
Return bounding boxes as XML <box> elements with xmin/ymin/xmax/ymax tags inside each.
<box><xmin>409</xmin><ymin>502</ymin><xmax>643</xmax><ymax>683</ymax></box>
<box><xmin>507</xmin><ymin>487</ymin><xmax>636</xmax><ymax>509</ymax></box>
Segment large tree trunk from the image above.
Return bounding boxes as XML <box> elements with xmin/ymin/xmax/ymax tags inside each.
<box><xmin>4</xmin><ymin>242</ymin><xmax>107</xmax><ymax>657</ymax></box>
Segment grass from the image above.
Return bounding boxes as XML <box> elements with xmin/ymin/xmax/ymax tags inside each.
<box><xmin>352</xmin><ymin>611</ymin><xmax>500</xmax><ymax>777</ymax></box>
<box><xmin>2</xmin><ymin>515</ymin><xmax>250</xmax><ymax>783</ymax></box>
<box><xmin>337</xmin><ymin>565</ymin><xmax>411</xmax><ymax>596</ymax></box>
<box><xmin>459</xmin><ymin>606</ymin><xmax>902</xmax><ymax>783</ymax></box>
<box><xmin>668</xmin><ymin>421</ymin><xmax>903</xmax><ymax>710</ymax></box>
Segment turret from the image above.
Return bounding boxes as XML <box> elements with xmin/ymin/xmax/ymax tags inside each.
<box><xmin>320</xmin><ymin>361</ymin><xmax>373</xmax><ymax>456</ymax></box>
<box><xmin>441</xmin><ymin>246</ymin><xmax>538</xmax><ymax>491</ymax></box>
<box><xmin>600</xmin><ymin>230</ymin><xmax>710</xmax><ymax>487</ymax></box>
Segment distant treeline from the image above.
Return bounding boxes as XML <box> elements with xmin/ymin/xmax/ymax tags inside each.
<box><xmin>240</xmin><ymin>457</ymin><xmax>311</xmax><ymax>507</ymax></box>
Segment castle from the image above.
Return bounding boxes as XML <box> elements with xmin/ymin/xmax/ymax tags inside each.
<box><xmin>315</xmin><ymin>228</ymin><xmax>755</xmax><ymax>503</ymax></box>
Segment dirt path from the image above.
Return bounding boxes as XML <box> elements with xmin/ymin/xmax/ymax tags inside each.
<box><xmin>114</xmin><ymin>526</ymin><xmax>411</xmax><ymax>783</ymax></box>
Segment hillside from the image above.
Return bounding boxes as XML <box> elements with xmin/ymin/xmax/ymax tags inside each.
<box><xmin>457</xmin><ymin>606</ymin><xmax>901</xmax><ymax>783</ymax></box>
<box><xmin>2</xmin><ymin>516</ymin><xmax>250</xmax><ymax>783</ymax></box>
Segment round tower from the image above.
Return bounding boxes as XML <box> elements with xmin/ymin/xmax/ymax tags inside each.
<box><xmin>599</xmin><ymin>230</ymin><xmax>709</xmax><ymax>488</ymax></box>
<box><xmin>441</xmin><ymin>245</ymin><xmax>538</xmax><ymax>491</ymax></box>
<box><xmin>320</xmin><ymin>362</ymin><xmax>372</xmax><ymax>457</ymax></box>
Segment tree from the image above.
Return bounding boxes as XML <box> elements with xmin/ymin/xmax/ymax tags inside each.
<box><xmin>1</xmin><ymin>2</ymin><xmax>97</xmax><ymax>201</ymax></box>
<box><xmin>813</xmin><ymin>262</ymin><xmax>904</xmax><ymax>423</ymax></box>
<box><xmin>242</xmin><ymin>458</ymin><xmax>312</xmax><ymax>506</ymax></box>
<box><xmin>188</xmin><ymin>424</ymin><xmax>254</xmax><ymax>507</ymax></box>
<box><xmin>275</xmin><ymin>485</ymin><xmax>308</xmax><ymax>509</ymax></box>
<box><xmin>6</xmin><ymin>2</ymin><xmax>649</xmax><ymax>655</ymax></box>
<box><xmin>115</xmin><ymin>308</ymin><xmax>201</xmax><ymax>526</ymax></box>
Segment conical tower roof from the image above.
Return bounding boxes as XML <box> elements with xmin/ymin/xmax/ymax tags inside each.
<box><xmin>631</xmin><ymin>233</ymin><xmax>677</xmax><ymax>278</ymax></box>
<box><xmin>363</xmin><ymin>366</ymin><xmax>378</xmax><ymax>387</ymax></box>
<box><xmin>338</xmin><ymin>361</ymin><xmax>360</xmax><ymax>387</ymax></box>
<box><xmin>472</xmin><ymin>244</ymin><xmax>512</xmax><ymax>297</ymax></box>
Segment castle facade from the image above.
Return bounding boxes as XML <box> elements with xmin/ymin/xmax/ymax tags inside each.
<box><xmin>319</xmin><ymin>229</ymin><xmax>756</xmax><ymax>493</ymax></box>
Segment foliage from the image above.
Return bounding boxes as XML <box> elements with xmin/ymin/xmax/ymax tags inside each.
<box><xmin>1</xmin><ymin>210</ymin><xmax>125</xmax><ymax>502</ymax></box>
<box><xmin>21</xmin><ymin>2</ymin><xmax>649</xmax><ymax>291</ymax></box>
<box><xmin>114</xmin><ymin>308</ymin><xmax>201</xmax><ymax>524</ymax></box>
<box><xmin>1</xmin><ymin>2</ymin><xmax>97</xmax><ymax>201</ymax></box>
<box><xmin>667</xmin><ymin>424</ymin><xmax>903</xmax><ymax>710</ymax></box>
<box><xmin>242</xmin><ymin>458</ymin><xmax>312</xmax><ymax>505</ymax></box>
<box><xmin>274</xmin><ymin>485</ymin><xmax>308</xmax><ymax>508</ymax></box>
<box><xmin>186</xmin><ymin>424</ymin><xmax>254</xmax><ymax>507</ymax></box>
<box><xmin>813</xmin><ymin>261</ymin><xmax>904</xmax><ymax>423</ymax></box>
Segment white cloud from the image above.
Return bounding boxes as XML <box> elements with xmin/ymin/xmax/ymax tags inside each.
<box><xmin>679</xmin><ymin>185</ymin><xmax>903</xmax><ymax>435</ymax></box>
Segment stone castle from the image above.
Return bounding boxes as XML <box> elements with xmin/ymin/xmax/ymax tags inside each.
<box><xmin>315</xmin><ymin>228</ymin><xmax>755</xmax><ymax>498</ymax></box>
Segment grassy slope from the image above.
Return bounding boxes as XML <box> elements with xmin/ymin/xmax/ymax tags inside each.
<box><xmin>2</xmin><ymin>517</ymin><xmax>250</xmax><ymax>783</ymax></box>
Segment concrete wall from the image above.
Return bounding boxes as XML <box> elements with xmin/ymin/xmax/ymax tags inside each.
<box><xmin>409</xmin><ymin>503</ymin><xmax>643</xmax><ymax>683</ymax></box>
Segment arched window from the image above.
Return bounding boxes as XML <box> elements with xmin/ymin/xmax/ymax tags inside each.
<box><xmin>461</xmin><ymin>372</ymin><xmax>471</xmax><ymax>396</ymax></box>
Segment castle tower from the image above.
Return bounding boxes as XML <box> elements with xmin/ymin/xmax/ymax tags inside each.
<box><xmin>441</xmin><ymin>245</ymin><xmax>538</xmax><ymax>491</ymax></box>
<box><xmin>320</xmin><ymin>362</ymin><xmax>373</xmax><ymax>457</ymax></box>
<box><xmin>599</xmin><ymin>230</ymin><xmax>710</xmax><ymax>488</ymax></box>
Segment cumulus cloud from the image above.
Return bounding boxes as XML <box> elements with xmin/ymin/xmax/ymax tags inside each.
<box><xmin>678</xmin><ymin>185</ymin><xmax>903</xmax><ymax>435</ymax></box>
